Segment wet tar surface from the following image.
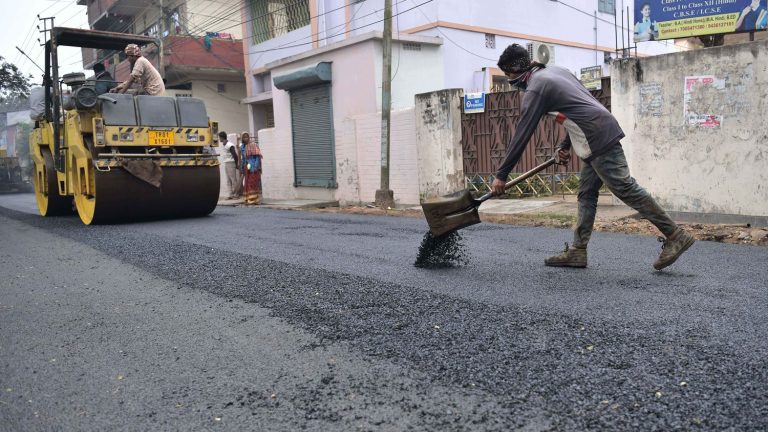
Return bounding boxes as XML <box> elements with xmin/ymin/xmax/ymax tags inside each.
<box><xmin>1</xmin><ymin>199</ymin><xmax>767</xmax><ymax>431</ymax></box>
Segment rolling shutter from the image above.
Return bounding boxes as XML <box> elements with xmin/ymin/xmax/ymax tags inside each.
<box><xmin>290</xmin><ymin>84</ymin><xmax>336</xmax><ymax>188</ymax></box>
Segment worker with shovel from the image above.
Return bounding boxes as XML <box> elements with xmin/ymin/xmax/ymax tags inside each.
<box><xmin>492</xmin><ymin>44</ymin><xmax>694</xmax><ymax>270</ymax></box>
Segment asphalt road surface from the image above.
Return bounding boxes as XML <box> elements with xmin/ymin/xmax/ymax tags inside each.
<box><xmin>1</xmin><ymin>193</ymin><xmax>766</xmax><ymax>431</ymax></box>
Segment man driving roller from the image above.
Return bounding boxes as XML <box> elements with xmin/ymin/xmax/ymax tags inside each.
<box><xmin>110</xmin><ymin>44</ymin><xmax>165</xmax><ymax>96</ymax></box>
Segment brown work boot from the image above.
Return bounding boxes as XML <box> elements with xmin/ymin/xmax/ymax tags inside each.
<box><xmin>653</xmin><ymin>228</ymin><xmax>695</xmax><ymax>270</ymax></box>
<box><xmin>545</xmin><ymin>243</ymin><xmax>587</xmax><ymax>268</ymax></box>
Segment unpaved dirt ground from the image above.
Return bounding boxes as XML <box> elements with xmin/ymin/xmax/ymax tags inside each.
<box><xmin>312</xmin><ymin>205</ymin><xmax>768</xmax><ymax>247</ymax></box>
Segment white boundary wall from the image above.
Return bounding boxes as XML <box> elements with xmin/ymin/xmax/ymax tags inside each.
<box><xmin>611</xmin><ymin>40</ymin><xmax>768</xmax><ymax>220</ymax></box>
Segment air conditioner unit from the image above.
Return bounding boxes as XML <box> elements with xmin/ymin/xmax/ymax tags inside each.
<box><xmin>527</xmin><ymin>42</ymin><xmax>556</xmax><ymax>65</ymax></box>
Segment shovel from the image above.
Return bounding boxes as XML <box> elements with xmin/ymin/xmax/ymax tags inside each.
<box><xmin>421</xmin><ymin>157</ymin><xmax>558</xmax><ymax>237</ymax></box>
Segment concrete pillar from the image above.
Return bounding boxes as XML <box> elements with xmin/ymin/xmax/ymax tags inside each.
<box><xmin>414</xmin><ymin>89</ymin><xmax>464</xmax><ymax>201</ymax></box>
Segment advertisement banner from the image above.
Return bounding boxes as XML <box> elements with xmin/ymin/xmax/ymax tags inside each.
<box><xmin>580</xmin><ymin>66</ymin><xmax>603</xmax><ymax>91</ymax></box>
<box><xmin>633</xmin><ymin>0</ymin><xmax>768</xmax><ymax>42</ymax></box>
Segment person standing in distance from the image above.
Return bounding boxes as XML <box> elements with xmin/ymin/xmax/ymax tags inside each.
<box><xmin>492</xmin><ymin>44</ymin><xmax>694</xmax><ymax>270</ymax></box>
<box><xmin>219</xmin><ymin>131</ymin><xmax>240</xmax><ymax>200</ymax></box>
<box><xmin>91</xmin><ymin>63</ymin><xmax>116</xmax><ymax>95</ymax></box>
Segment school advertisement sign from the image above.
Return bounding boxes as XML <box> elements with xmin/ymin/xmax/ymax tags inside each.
<box><xmin>633</xmin><ymin>0</ymin><xmax>767</xmax><ymax>42</ymax></box>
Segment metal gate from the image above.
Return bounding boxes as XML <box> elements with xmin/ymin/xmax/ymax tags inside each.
<box><xmin>462</xmin><ymin>77</ymin><xmax>611</xmax><ymax>195</ymax></box>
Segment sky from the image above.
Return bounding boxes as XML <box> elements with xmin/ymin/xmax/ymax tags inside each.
<box><xmin>0</xmin><ymin>0</ymin><xmax>89</xmax><ymax>85</ymax></box>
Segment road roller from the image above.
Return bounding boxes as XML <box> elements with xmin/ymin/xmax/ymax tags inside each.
<box><xmin>29</xmin><ymin>27</ymin><xmax>220</xmax><ymax>224</ymax></box>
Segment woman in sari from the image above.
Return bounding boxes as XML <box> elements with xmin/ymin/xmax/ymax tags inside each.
<box><xmin>242</xmin><ymin>135</ymin><xmax>263</xmax><ymax>205</ymax></box>
<box><xmin>236</xmin><ymin>132</ymin><xmax>249</xmax><ymax>199</ymax></box>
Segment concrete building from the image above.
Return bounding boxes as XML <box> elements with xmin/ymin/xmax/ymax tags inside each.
<box><xmin>80</xmin><ymin>0</ymin><xmax>250</xmax><ymax>197</ymax></box>
<box><xmin>0</xmin><ymin>110</ymin><xmax>32</xmax><ymax>157</ymax></box>
<box><xmin>241</xmin><ymin>0</ymin><xmax>682</xmax><ymax>205</ymax></box>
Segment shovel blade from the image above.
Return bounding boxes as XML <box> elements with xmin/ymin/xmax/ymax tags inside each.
<box><xmin>421</xmin><ymin>190</ymin><xmax>482</xmax><ymax>237</ymax></box>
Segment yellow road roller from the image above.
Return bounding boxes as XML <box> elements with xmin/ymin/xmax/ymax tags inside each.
<box><xmin>30</xmin><ymin>27</ymin><xmax>220</xmax><ymax>224</ymax></box>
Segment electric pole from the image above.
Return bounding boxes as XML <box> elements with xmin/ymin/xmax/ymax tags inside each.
<box><xmin>158</xmin><ymin>0</ymin><xmax>165</xmax><ymax>76</ymax></box>
<box><xmin>374</xmin><ymin>0</ymin><xmax>395</xmax><ymax>209</ymax></box>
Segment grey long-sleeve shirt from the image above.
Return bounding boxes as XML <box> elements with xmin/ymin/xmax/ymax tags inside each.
<box><xmin>495</xmin><ymin>65</ymin><xmax>624</xmax><ymax>180</ymax></box>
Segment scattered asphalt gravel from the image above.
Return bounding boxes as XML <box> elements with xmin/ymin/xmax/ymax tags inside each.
<box><xmin>414</xmin><ymin>231</ymin><xmax>470</xmax><ymax>268</ymax></box>
<box><xmin>1</xmin><ymin>201</ymin><xmax>767</xmax><ymax>431</ymax></box>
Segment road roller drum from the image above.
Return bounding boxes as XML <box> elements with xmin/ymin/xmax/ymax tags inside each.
<box><xmin>74</xmin><ymin>163</ymin><xmax>219</xmax><ymax>224</ymax></box>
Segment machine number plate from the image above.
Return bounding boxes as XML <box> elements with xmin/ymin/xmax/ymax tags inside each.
<box><xmin>149</xmin><ymin>131</ymin><xmax>174</xmax><ymax>145</ymax></box>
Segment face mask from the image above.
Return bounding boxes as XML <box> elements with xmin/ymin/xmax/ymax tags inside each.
<box><xmin>508</xmin><ymin>76</ymin><xmax>528</xmax><ymax>90</ymax></box>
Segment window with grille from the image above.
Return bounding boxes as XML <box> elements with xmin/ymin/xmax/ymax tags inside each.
<box><xmin>598</xmin><ymin>0</ymin><xmax>615</xmax><ymax>14</ymax></box>
<box><xmin>249</xmin><ymin>0</ymin><xmax>311</xmax><ymax>44</ymax></box>
<box><xmin>485</xmin><ymin>34</ymin><xmax>495</xmax><ymax>49</ymax></box>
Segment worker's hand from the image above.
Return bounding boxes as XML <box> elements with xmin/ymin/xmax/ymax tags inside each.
<box><xmin>491</xmin><ymin>178</ymin><xmax>507</xmax><ymax>196</ymax></box>
<box><xmin>556</xmin><ymin>148</ymin><xmax>571</xmax><ymax>164</ymax></box>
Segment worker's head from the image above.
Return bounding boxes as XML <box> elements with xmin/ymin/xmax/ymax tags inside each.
<box><xmin>498</xmin><ymin>44</ymin><xmax>534</xmax><ymax>90</ymax></box>
<box><xmin>240</xmin><ymin>131</ymin><xmax>250</xmax><ymax>143</ymax></box>
<box><xmin>497</xmin><ymin>44</ymin><xmax>531</xmax><ymax>76</ymax></box>
<box><xmin>93</xmin><ymin>63</ymin><xmax>105</xmax><ymax>73</ymax></box>
<box><xmin>218</xmin><ymin>131</ymin><xmax>228</xmax><ymax>142</ymax></box>
<box><xmin>124</xmin><ymin>44</ymin><xmax>141</xmax><ymax>64</ymax></box>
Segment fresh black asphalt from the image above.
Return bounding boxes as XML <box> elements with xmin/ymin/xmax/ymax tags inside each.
<box><xmin>1</xmin><ymin>197</ymin><xmax>766</xmax><ymax>431</ymax></box>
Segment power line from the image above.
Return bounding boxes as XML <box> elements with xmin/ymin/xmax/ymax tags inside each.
<box><xmin>46</xmin><ymin>0</ymin><xmax>434</xmax><ymax>79</ymax></box>
<box><xmin>246</xmin><ymin>0</ymin><xmax>410</xmax><ymax>57</ymax></box>
<box><xmin>32</xmin><ymin>0</ymin><xmax>478</xmax><ymax>74</ymax></box>
<box><xmin>12</xmin><ymin>19</ymin><xmax>40</xmax><ymax>66</ymax></box>
<box><xmin>246</xmin><ymin>0</ymin><xmax>434</xmax><ymax>54</ymax></box>
<box><xmin>407</xmin><ymin>0</ymin><xmax>497</xmax><ymax>61</ymax></box>
<box><xmin>63</xmin><ymin>0</ymin><xmax>342</xmax><ymax>68</ymax></box>
<box><xmin>553</xmin><ymin>1</ymin><xmax>681</xmax><ymax>49</ymax></box>
<box><xmin>188</xmin><ymin>1</ymin><xmax>245</xmax><ymax>33</ymax></box>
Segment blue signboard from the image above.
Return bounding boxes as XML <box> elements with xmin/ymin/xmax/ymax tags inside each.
<box><xmin>464</xmin><ymin>92</ymin><xmax>485</xmax><ymax>114</ymax></box>
<box><xmin>634</xmin><ymin>0</ymin><xmax>767</xmax><ymax>42</ymax></box>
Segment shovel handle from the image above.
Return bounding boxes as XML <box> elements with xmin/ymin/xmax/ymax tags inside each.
<box><xmin>477</xmin><ymin>157</ymin><xmax>558</xmax><ymax>203</ymax></box>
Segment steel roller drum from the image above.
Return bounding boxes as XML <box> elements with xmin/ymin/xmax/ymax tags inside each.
<box><xmin>76</xmin><ymin>165</ymin><xmax>220</xmax><ymax>224</ymax></box>
<box><xmin>35</xmin><ymin>148</ymin><xmax>75</xmax><ymax>217</ymax></box>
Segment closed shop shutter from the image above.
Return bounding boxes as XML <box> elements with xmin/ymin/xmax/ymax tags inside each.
<box><xmin>290</xmin><ymin>84</ymin><xmax>336</xmax><ymax>188</ymax></box>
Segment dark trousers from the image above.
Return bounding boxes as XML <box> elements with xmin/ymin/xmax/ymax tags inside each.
<box><xmin>574</xmin><ymin>144</ymin><xmax>677</xmax><ymax>248</ymax></box>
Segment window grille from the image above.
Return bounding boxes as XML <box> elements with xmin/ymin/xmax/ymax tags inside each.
<box><xmin>144</xmin><ymin>23</ymin><xmax>159</xmax><ymax>38</ymax></box>
<box><xmin>598</xmin><ymin>0</ymin><xmax>615</xmax><ymax>15</ymax></box>
<box><xmin>485</xmin><ymin>34</ymin><xmax>495</xmax><ymax>49</ymax></box>
<box><xmin>402</xmin><ymin>42</ymin><xmax>421</xmax><ymax>51</ymax></box>
<box><xmin>250</xmin><ymin>0</ymin><xmax>310</xmax><ymax>44</ymax></box>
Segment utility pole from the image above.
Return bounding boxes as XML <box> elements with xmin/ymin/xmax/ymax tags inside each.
<box><xmin>158</xmin><ymin>0</ymin><xmax>165</xmax><ymax>76</ymax></box>
<box><xmin>374</xmin><ymin>0</ymin><xmax>395</xmax><ymax>209</ymax></box>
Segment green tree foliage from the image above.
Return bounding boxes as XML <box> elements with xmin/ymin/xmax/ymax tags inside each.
<box><xmin>0</xmin><ymin>56</ymin><xmax>33</xmax><ymax>109</ymax></box>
